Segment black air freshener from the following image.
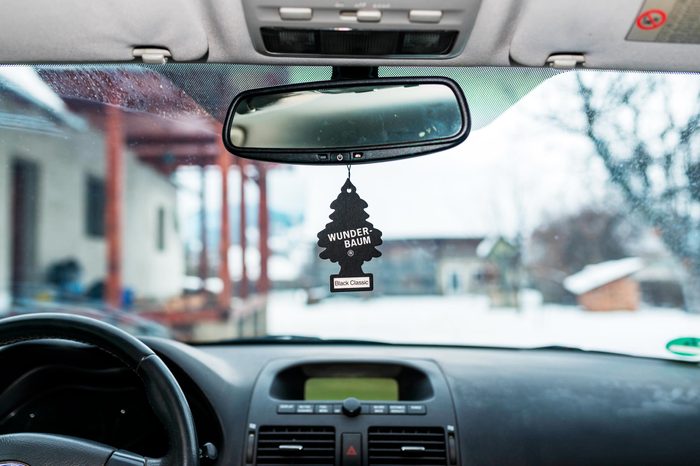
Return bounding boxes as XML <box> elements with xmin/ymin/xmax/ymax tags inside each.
<box><xmin>317</xmin><ymin>173</ymin><xmax>383</xmax><ymax>292</ymax></box>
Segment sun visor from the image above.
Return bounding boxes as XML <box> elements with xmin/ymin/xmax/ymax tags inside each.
<box><xmin>510</xmin><ymin>0</ymin><xmax>700</xmax><ymax>72</ymax></box>
<box><xmin>0</xmin><ymin>0</ymin><xmax>208</xmax><ymax>62</ymax></box>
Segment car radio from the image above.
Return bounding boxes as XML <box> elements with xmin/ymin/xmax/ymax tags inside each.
<box><xmin>244</xmin><ymin>358</ymin><xmax>460</xmax><ymax>465</ymax></box>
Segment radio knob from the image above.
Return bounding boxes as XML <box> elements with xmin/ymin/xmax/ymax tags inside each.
<box><xmin>342</xmin><ymin>397</ymin><xmax>362</xmax><ymax>417</ymax></box>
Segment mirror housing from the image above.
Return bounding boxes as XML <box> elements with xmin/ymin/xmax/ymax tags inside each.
<box><xmin>222</xmin><ymin>77</ymin><xmax>470</xmax><ymax>164</ymax></box>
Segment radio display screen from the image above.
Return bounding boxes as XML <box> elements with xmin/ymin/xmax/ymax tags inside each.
<box><xmin>304</xmin><ymin>377</ymin><xmax>399</xmax><ymax>401</ymax></box>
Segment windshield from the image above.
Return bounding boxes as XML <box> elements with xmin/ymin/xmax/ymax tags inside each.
<box><xmin>1</xmin><ymin>64</ymin><xmax>699</xmax><ymax>359</ymax></box>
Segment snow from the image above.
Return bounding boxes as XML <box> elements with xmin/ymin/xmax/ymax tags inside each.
<box><xmin>267</xmin><ymin>292</ymin><xmax>700</xmax><ymax>360</ymax></box>
<box><xmin>0</xmin><ymin>67</ymin><xmax>84</xmax><ymax>130</ymax></box>
<box><xmin>563</xmin><ymin>258</ymin><xmax>645</xmax><ymax>295</ymax></box>
<box><xmin>0</xmin><ymin>67</ymin><xmax>66</xmax><ymax>113</ymax></box>
<box><xmin>476</xmin><ymin>237</ymin><xmax>498</xmax><ymax>258</ymax></box>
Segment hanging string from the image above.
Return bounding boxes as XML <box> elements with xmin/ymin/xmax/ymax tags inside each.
<box><xmin>347</xmin><ymin>164</ymin><xmax>351</xmax><ymax>180</ymax></box>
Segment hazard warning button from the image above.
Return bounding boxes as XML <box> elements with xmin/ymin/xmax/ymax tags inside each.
<box><xmin>342</xmin><ymin>433</ymin><xmax>362</xmax><ymax>466</ymax></box>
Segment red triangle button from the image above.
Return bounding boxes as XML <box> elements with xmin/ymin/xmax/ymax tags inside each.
<box><xmin>346</xmin><ymin>445</ymin><xmax>358</xmax><ymax>457</ymax></box>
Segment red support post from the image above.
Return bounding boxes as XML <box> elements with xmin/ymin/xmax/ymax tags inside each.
<box><xmin>257</xmin><ymin>163</ymin><xmax>270</xmax><ymax>294</ymax></box>
<box><xmin>218</xmin><ymin>141</ymin><xmax>232</xmax><ymax>311</ymax></box>
<box><xmin>239</xmin><ymin>160</ymin><xmax>249</xmax><ymax>298</ymax></box>
<box><xmin>105</xmin><ymin>105</ymin><xmax>123</xmax><ymax>308</ymax></box>
<box><xmin>198</xmin><ymin>167</ymin><xmax>209</xmax><ymax>289</ymax></box>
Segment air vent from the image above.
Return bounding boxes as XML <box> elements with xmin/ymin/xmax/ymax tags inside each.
<box><xmin>256</xmin><ymin>426</ymin><xmax>336</xmax><ymax>465</ymax></box>
<box><xmin>368</xmin><ymin>426</ymin><xmax>447</xmax><ymax>465</ymax></box>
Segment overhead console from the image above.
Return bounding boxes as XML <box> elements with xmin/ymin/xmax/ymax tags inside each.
<box><xmin>244</xmin><ymin>358</ymin><xmax>459</xmax><ymax>465</ymax></box>
<box><xmin>241</xmin><ymin>0</ymin><xmax>483</xmax><ymax>58</ymax></box>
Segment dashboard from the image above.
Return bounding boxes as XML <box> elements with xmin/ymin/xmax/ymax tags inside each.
<box><xmin>2</xmin><ymin>339</ymin><xmax>700</xmax><ymax>465</ymax></box>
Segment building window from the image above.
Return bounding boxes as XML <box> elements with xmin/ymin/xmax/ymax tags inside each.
<box><xmin>156</xmin><ymin>206</ymin><xmax>166</xmax><ymax>251</ymax></box>
<box><xmin>85</xmin><ymin>176</ymin><xmax>105</xmax><ymax>238</ymax></box>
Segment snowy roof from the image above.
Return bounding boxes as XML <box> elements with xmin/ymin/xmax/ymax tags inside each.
<box><xmin>563</xmin><ymin>258</ymin><xmax>644</xmax><ymax>295</ymax></box>
<box><xmin>0</xmin><ymin>67</ymin><xmax>85</xmax><ymax>130</ymax></box>
<box><xmin>477</xmin><ymin>237</ymin><xmax>499</xmax><ymax>258</ymax></box>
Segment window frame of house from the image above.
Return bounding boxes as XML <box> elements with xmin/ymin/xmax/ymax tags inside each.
<box><xmin>85</xmin><ymin>175</ymin><xmax>106</xmax><ymax>238</ymax></box>
<box><xmin>156</xmin><ymin>206</ymin><xmax>166</xmax><ymax>252</ymax></box>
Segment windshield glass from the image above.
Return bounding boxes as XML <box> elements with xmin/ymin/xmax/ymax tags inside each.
<box><xmin>1</xmin><ymin>64</ymin><xmax>699</xmax><ymax>359</ymax></box>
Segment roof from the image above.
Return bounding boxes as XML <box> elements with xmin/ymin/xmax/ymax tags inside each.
<box><xmin>477</xmin><ymin>236</ymin><xmax>517</xmax><ymax>259</ymax></box>
<box><xmin>563</xmin><ymin>258</ymin><xmax>644</xmax><ymax>295</ymax></box>
<box><xmin>0</xmin><ymin>67</ymin><xmax>85</xmax><ymax>130</ymax></box>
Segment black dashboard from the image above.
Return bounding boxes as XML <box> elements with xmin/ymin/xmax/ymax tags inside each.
<box><xmin>2</xmin><ymin>339</ymin><xmax>700</xmax><ymax>465</ymax></box>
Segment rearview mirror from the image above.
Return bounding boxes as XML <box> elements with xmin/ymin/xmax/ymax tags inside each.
<box><xmin>223</xmin><ymin>77</ymin><xmax>470</xmax><ymax>164</ymax></box>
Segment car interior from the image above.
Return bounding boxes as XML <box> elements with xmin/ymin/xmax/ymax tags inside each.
<box><xmin>2</xmin><ymin>1</ymin><xmax>700</xmax><ymax>465</ymax></box>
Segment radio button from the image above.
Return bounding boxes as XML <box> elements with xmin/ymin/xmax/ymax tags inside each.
<box><xmin>370</xmin><ymin>404</ymin><xmax>388</xmax><ymax>414</ymax></box>
<box><xmin>389</xmin><ymin>404</ymin><xmax>407</xmax><ymax>414</ymax></box>
<box><xmin>296</xmin><ymin>404</ymin><xmax>314</xmax><ymax>414</ymax></box>
<box><xmin>316</xmin><ymin>404</ymin><xmax>332</xmax><ymax>414</ymax></box>
<box><xmin>342</xmin><ymin>397</ymin><xmax>362</xmax><ymax>417</ymax></box>
<box><xmin>407</xmin><ymin>404</ymin><xmax>427</xmax><ymax>415</ymax></box>
<box><xmin>277</xmin><ymin>403</ymin><xmax>296</xmax><ymax>414</ymax></box>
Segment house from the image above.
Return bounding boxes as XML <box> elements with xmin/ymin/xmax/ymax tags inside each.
<box><xmin>0</xmin><ymin>68</ymin><xmax>184</xmax><ymax>311</ymax></box>
<box><xmin>477</xmin><ymin>236</ymin><xmax>521</xmax><ymax>307</ymax></box>
<box><xmin>563</xmin><ymin>258</ymin><xmax>644</xmax><ymax>311</ymax></box>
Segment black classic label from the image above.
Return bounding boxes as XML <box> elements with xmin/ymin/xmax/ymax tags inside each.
<box><xmin>317</xmin><ymin>178</ymin><xmax>382</xmax><ymax>292</ymax></box>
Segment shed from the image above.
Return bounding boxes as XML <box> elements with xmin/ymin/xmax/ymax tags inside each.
<box><xmin>563</xmin><ymin>258</ymin><xmax>644</xmax><ymax>311</ymax></box>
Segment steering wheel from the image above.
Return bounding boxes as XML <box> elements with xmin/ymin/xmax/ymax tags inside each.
<box><xmin>0</xmin><ymin>313</ymin><xmax>199</xmax><ymax>466</ymax></box>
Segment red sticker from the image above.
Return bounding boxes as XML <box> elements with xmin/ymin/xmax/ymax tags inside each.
<box><xmin>636</xmin><ymin>9</ymin><xmax>667</xmax><ymax>30</ymax></box>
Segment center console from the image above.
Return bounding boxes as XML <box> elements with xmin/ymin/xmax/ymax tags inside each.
<box><xmin>243</xmin><ymin>358</ymin><xmax>459</xmax><ymax>465</ymax></box>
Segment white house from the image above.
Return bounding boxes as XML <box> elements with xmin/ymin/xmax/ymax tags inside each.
<box><xmin>0</xmin><ymin>68</ymin><xmax>184</xmax><ymax>311</ymax></box>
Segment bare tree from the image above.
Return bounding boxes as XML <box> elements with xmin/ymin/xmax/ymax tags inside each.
<box><xmin>527</xmin><ymin>208</ymin><xmax>637</xmax><ymax>303</ymax></box>
<box><xmin>560</xmin><ymin>73</ymin><xmax>700</xmax><ymax>311</ymax></box>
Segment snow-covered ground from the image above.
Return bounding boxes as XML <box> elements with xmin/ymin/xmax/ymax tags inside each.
<box><xmin>268</xmin><ymin>291</ymin><xmax>700</xmax><ymax>360</ymax></box>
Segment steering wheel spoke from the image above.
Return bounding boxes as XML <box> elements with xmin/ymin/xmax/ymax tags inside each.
<box><xmin>0</xmin><ymin>432</ymin><xmax>116</xmax><ymax>465</ymax></box>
